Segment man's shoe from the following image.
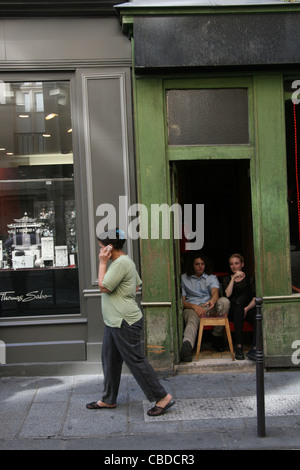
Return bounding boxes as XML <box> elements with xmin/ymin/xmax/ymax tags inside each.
<box><xmin>180</xmin><ymin>340</ymin><xmax>193</xmax><ymax>362</ymax></box>
<box><xmin>212</xmin><ymin>335</ymin><xmax>225</xmax><ymax>352</ymax></box>
<box><xmin>246</xmin><ymin>348</ymin><xmax>256</xmax><ymax>361</ymax></box>
<box><xmin>235</xmin><ymin>346</ymin><xmax>245</xmax><ymax>360</ymax></box>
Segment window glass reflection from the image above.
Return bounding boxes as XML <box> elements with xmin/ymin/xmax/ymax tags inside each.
<box><xmin>167</xmin><ymin>88</ymin><xmax>249</xmax><ymax>145</ymax></box>
<box><xmin>0</xmin><ymin>81</ymin><xmax>79</xmax><ymax>317</ymax></box>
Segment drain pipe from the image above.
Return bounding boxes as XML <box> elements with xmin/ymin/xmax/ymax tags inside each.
<box><xmin>255</xmin><ymin>297</ymin><xmax>265</xmax><ymax>437</ymax></box>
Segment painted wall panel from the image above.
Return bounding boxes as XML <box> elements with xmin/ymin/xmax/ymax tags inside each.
<box><xmin>0</xmin><ymin>22</ymin><xmax>5</xmax><ymax>61</ymax></box>
<box><xmin>1</xmin><ymin>18</ymin><xmax>131</xmax><ymax>62</ymax></box>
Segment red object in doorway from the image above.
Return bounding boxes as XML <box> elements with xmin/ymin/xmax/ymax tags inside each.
<box><xmin>293</xmin><ymin>102</ymin><xmax>300</xmax><ymax>243</ymax></box>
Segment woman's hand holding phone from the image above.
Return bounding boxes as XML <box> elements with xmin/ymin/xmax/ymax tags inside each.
<box><xmin>99</xmin><ymin>244</ymin><xmax>113</xmax><ymax>263</ymax></box>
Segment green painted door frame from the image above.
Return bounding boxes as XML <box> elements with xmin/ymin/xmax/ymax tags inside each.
<box><xmin>133</xmin><ymin>72</ymin><xmax>299</xmax><ymax>370</ymax></box>
<box><xmin>133</xmin><ymin>78</ymin><xmax>178</xmax><ymax>371</ymax></box>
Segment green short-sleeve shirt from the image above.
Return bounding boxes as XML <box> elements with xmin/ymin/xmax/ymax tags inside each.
<box><xmin>101</xmin><ymin>255</ymin><xmax>142</xmax><ymax>328</ymax></box>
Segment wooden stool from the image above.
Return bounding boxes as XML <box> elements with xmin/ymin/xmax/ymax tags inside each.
<box><xmin>195</xmin><ymin>316</ymin><xmax>235</xmax><ymax>361</ymax></box>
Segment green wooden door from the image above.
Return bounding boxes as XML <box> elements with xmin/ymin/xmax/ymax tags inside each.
<box><xmin>134</xmin><ymin>73</ymin><xmax>292</xmax><ymax>368</ymax></box>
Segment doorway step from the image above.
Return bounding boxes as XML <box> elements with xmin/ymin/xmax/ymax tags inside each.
<box><xmin>175</xmin><ymin>345</ymin><xmax>256</xmax><ymax>374</ymax></box>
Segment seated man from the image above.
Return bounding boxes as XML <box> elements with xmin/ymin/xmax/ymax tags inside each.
<box><xmin>180</xmin><ymin>252</ymin><xmax>230</xmax><ymax>362</ymax></box>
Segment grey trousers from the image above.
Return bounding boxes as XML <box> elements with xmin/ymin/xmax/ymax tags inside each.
<box><xmin>183</xmin><ymin>297</ymin><xmax>230</xmax><ymax>348</ymax></box>
<box><xmin>101</xmin><ymin>318</ymin><xmax>167</xmax><ymax>405</ymax></box>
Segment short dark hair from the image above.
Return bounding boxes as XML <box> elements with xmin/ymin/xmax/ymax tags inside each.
<box><xmin>186</xmin><ymin>251</ymin><xmax>213</xmax><ymax>276</ymax></box>
<box><xmin>97</xmin><ymin>228</ymin><xmax>126</xmax><ymax>250</ymax></box>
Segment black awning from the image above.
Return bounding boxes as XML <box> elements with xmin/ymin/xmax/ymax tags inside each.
<box><xmin>134</xmin><ymin>12</ymin><xmax>300</xmax><ymax>69</ymax></box>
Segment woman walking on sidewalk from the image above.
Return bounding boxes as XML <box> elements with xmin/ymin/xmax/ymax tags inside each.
<box><xmin>86</xmin><ymin>228</ymin><xmax>174</xmax><ymax>417</ymax></box>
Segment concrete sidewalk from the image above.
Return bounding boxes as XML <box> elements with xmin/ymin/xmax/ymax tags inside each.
<box><xmin>0</xmin><ymin>368</ymin><xmax>299</xmax><ymax>450</ymax></box>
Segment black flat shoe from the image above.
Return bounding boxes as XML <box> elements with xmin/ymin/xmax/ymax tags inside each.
<box><xmin>235</xmin><ymin>346</ymin><xmax>245</xmax><ymax>360</ymax></box>
<box><xmin>147</xmin><ymin>399</ymin><xmax>175</xmax><ymax>417</ymax></box>
<box><xmin>180</xmin><ymin>341</ymin><xmax>193</xmax><ymax>362</ymax></box>
<box><xmin>246</xmin><ymin>349</ymin><xmax>256</xmax><ymax>361</ymax></box>
<box><xmin>86</xmin><ymin>401</ymin><xmax>117</xmax><ymax>410</ymax></box>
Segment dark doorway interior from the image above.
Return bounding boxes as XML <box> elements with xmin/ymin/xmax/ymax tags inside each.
<box><xmin>176</xmin><ymin>159</ymin><xmax>254</xmax><ymax>276</ymax></box>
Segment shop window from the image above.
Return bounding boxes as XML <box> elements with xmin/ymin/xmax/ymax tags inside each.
<box><xmin>166</xmin><ymin>88</ymin><xmax>249</xmax><ymax>145</ymax></box>
<box><xmin>284</xmin><ymin>80</ymin><xmax>300</xmax><ymax>291</ymax></box>
<box><xmin>0</xmin><ymin>80</ymin><xmax>79</xmax><ymax>317</ymax></box>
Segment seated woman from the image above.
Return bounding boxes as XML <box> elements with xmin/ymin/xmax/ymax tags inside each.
<box><xmin>222</xmin><ymin>253</ymin><xmax>256</xmax><ymax>361</ymax></box>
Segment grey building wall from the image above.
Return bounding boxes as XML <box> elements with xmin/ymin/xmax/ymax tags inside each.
<box><xmin>0</xmin><ymin>16</ymin><xmax>137</xmax><ymax>375</ymax></box>
<box><xmin>0</xmin><ymin>17</ymin><xmax>130</xmax><ymax>65</ymax></box>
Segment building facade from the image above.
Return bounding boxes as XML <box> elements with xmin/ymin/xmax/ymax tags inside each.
<box><xmin>0</xmin><ymin>0</ymin><xmax>141</xmax><ymax>375</ymax></box>
<box><xmin>115</xmin><ymin>0</ymin><xmax>300</xmax><ymax>370</ymax></box>
<box><xmin>1</xmin><ymin>0</ymin><xmax>300</xmax><ymax>375</ymax></box>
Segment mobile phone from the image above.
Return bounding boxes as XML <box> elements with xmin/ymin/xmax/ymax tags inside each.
<box><xmin>106</xmin><ymin>245</ymin><xmax>113</xmax><ymax>253</ymax></box>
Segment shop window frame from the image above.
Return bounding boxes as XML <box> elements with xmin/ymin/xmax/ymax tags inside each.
<box><xmin>0</xmin><ymin>72</ymin><xmax>84</xmax><ymax>321</ymax></box>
